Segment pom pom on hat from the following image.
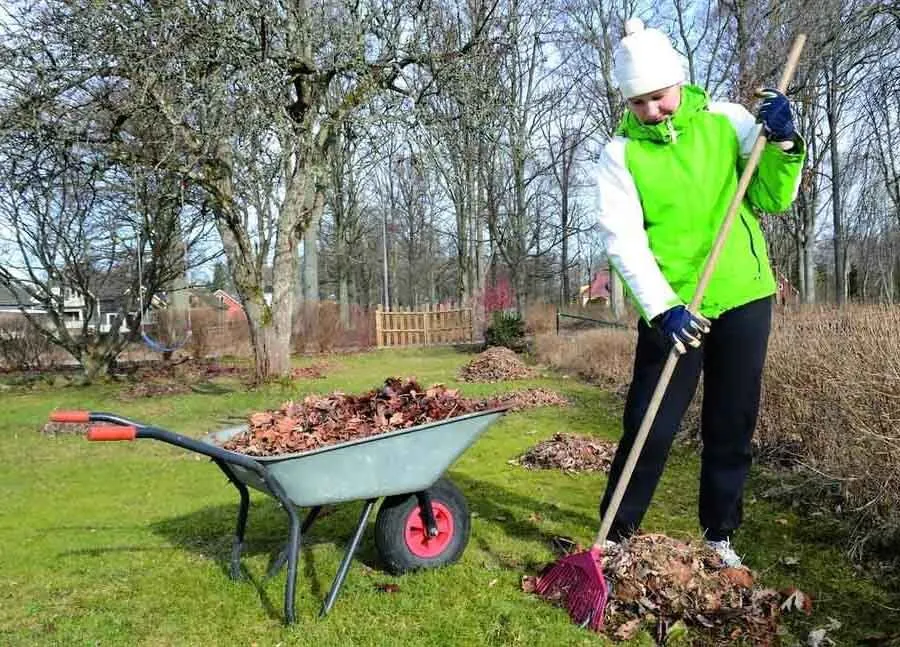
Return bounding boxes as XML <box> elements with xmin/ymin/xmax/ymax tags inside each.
<box><xmin>613</xmin><ymin>18</ymin><xmax>686</xmax><ymax>98</ymax></box>
<box><xmin>624</xmin><ymin>17</ymin><xmax>645</xmax><ymax>35</ymax></box>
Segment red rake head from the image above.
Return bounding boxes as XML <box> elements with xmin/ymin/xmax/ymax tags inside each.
<box><xmin>535</xmin><ymin>547</ymin><xmax>610</xmax><ymax>632</ymax></box>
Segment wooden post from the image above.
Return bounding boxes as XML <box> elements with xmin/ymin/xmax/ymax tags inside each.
<box><xmin>423</xmin><ymin>304</ymin><xmax>430</xmax><ymax>346</ymax></box>
<box><xmin>376</xmin><ymin>305</ymin><xmax>383</xmax><ymax>348</ymax></box>
<box><xmin>399</xmin><ymin>306</ymin><xmax>405</xmax><ymax>347</ymax></box>
<box><xmin>388</xmin><ymin>308</ymin><xmax>394</xmax><ymax>347</ymax></box>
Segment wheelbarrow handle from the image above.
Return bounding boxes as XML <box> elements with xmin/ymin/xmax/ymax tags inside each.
<box><xmin>50</xmin><ymin>410</ymin><xmax>91</xmax><ymax>423</ymax></box>
<box><xmin>88</xmin><ymin>426</ymin><xmax>138</xmax><ymax>441</ymax></box>
<box><xmin>50</xmin><ymin>410</ymin><xmax>145</xmax><ymax>427</ymax></box>
<box><xmin>51</xmin><ymin>410</ymin><xmax>295</xmax><ymax>512</ymax></box>
<box><xmin>51</xmin><ymin>410</ymin><xmax>269</xmax><ymax>476</ymax></box>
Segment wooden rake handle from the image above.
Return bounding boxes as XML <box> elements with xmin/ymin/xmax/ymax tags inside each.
<box><xmin>595</xmin><ymin>34</ymin><xmax>807</xmax><ymax>547</ymax></box>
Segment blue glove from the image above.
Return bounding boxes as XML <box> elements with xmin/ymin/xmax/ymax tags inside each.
<box><xmin>652</xmin><ymin>305</ymin><xmax>711</xmax><ymax>355</ymax></box>
<box><xmin>757</xmin><ymin>88</ymin><xmax>795</xmax><ymax>142</ymax></box>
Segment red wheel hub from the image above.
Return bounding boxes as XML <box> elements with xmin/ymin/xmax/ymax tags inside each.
<box><xmin>404</xmin><ymin>501</ymin><xmax>455</xmax><ymax>558</ymax></box>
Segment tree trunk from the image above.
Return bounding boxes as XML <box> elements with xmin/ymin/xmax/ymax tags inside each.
<box><xmin>560</xmin><ymin>157</ymin><xmax>571</xmax><ymax>305</ymax></box>
<box><xmin>79</xmin><ymin>346</ymin><xmax>115</xmax><ymax>383</ymax></box>
<box><xmin>303</xmin><ymin>215</ymin><xmax>320</xmax><ymax>304</ymax></box>
<box><xmin>827</xmin><ymin>53</ymin><xmax>845</xmax><ymax>305</ymax></box>
<box><xmin>339</xmin><ymin>273</ymin><xmax>350</xmax><ymax>326</ymax></box>
<box><xmin>798</xmin><ymin>192</ymin><xmax>817</xmax><ymax>304</ymax></box>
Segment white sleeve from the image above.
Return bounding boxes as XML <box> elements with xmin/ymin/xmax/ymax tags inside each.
<box><xmin>708</xmin><ymin>101</ymin><xmax>761</xmax><ymax>156</ymax></box>
<box><xmin>594</xmin><ymin>137</ymin><xmax>681</xmax><ymax>322</ymax></box>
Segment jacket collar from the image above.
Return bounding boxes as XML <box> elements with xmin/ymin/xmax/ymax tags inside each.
<box><xmin>617</xmin><ymin>84</ymin><xmax>710</xmax><ymax>144</ymax></box>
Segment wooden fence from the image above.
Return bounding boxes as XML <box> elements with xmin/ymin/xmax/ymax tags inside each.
<box><xmin>375</xmin><ymin>304</ymin><xmax>474</xmax><ymax>348</ymax></box>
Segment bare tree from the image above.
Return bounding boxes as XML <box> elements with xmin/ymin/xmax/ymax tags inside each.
<box><xmin>0</xmin><ymin>0</ymin><xmax>495</xmax><ymax>379</ymax></box>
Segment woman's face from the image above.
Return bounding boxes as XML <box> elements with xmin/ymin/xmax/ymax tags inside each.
<box><xmin>627</xmin><ymin>84</ymin><xmax>682</xmax><ymax>125</ymax></box>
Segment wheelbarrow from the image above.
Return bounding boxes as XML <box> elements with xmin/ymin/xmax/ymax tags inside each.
<box><xmin>48</xmin><ymin>406</ymin><xmax>508</xmax><ymax>624</ymax></box>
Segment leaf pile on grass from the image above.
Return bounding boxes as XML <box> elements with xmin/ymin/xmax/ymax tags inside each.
<box><xmin>40</xmin><ymin>422</ymin><xmax>87</xmax><ymax>435</ymax></box>
<box><xmin>135</xmin><ymin>359</ymin><xmax>249</xmax><ymax>381</ymax></box>
<box><xmin>526</xmin><ymin>534</ymin><xmax>784</xmax><ymax>644</ymax></box>
<box><xmin>119</xmin><ymin>380</ymin><xmax>194</xmax><ymax>399</ymax></box>
<box><xmin>512</xmin><ymin>433</ymin><xmax>614</xmax><ymax>473</ymax></box>
<box><xmin>223</xmin><ymin>378</ymin><xmax>494</xmax><ymax>456</ymax></box>
<box><xmin>292</xmin><ymin>361</ymin><xmax>330</xmax><ymax>379</ymax></box>
<box><xmin>491</xmin><ymin>388</ymin><xmax>569</xmax><ymax>411</ymax></box>
<box><xmin>459</xmin><ymin>346</ymin><xmax>536</xmax><ymax>382</ymax></box>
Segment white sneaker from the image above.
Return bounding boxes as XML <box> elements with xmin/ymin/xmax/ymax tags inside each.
<box><xmin>706</xmin><ymin>538</ymin><xmax>743</xmax><ymax>568</ymax></box>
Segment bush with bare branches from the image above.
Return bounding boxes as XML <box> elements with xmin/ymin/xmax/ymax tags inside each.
<box><xmin>292</xmin><ymin>302</ymin><xmax>375</xmax><ymax>354</ymax></box>
<box><xmin>185</xmin><ymin>307</ymin><xmax>218</xmax><ymax>360</ymax></box>
<box><xmin>0</xmin><ymin>314</ymin><xmax>56</xmax><ymax>371</ymax></box>
<box><xmin>757</xmin><ymin>305</ymin><xmax>900</xmax><ymax>555</ymax></box>
<box><xmin>536</xmin><ymin>305</ymin><xmax>900</xmax><ymax>556</ymax></box>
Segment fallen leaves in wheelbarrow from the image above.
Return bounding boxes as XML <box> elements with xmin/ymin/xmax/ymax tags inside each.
<box><xmin>223</xmin><ymin>378</ymin><xmax>570</xmax><ymax>456</ymax></box>
<box><xmin>526</xmin><ymin>534</ymin><xmax>788</xmax><ymax>644</ymax></box>
<box><xmin>511</xmin><ymin>432</ymin><xmax>614</xmax><ymax>473</ymax></box>
<box><xmin>224</xmin><ymin>378</ymin><xmax>490</xmax><ymax>456</ymax></box>
<box><xmin>459</xmin><ymin>346</ymin><xmax>536</xmax><ymax>382</ymax></box>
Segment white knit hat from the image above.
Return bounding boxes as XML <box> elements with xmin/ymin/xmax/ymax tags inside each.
<box><xmin>613</xmin><ymin>18</ymin><xmax>686</xmax><ymax>98</ymax></box>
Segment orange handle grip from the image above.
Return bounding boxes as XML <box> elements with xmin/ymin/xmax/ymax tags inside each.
<box><xmin>50</xmin><ymin>410</ymin><xmax>91</xmax><ymax>423</ymax></box>
<box><xmin>87</xmin><ymin>426</ymin><xmax>137</xmax><ymax>441</ymax></box>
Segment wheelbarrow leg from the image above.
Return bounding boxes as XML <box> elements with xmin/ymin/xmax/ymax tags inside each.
<box><xmin>282</xmin><ymin>502</ymin><xmax>302</xmax><ymax>625</ymax></box>
<box><xmin>214</xmin><ymin>459</ymin><xmax>251</xmax><ymax>580</ymax></box>
<box><xmin>320</xmin><ymin>498</ymin><xmax>377</xmax><ymax>617</ymax></box>
<box><xmin>266</xmin><ymin>506</ymin><xmax>322</xmax><ymax>580</ymax></box>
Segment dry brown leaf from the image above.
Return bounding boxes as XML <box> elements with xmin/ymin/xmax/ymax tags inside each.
<box><xmin>721</xmin><ymin>567</ymin><xmax>755</xmax><ymax>589</ymax></box>
<box><xmin>521</xmin><ymin>575</ymin><xmax>539</xmax><ymax>594</ymax></box>
<box><xmin>780</xmin><ymin>587</ymin><xmax>813</xmax><ymax>615</ymax></box>
<box><xmin>375</xmin><ymin>583</ymin><xmax>400</xmax><ymax>593</ymax></box>
<box><xmin>614</xmin><ymin>618</ymin><xmax>642</xmax><ymax>640</ymax></box>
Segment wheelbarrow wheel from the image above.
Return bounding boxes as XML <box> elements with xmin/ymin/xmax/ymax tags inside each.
<box><xmin>375</xmin><ymin>477</ymin><xmax>470</xmax><ymax>574</ymax></box>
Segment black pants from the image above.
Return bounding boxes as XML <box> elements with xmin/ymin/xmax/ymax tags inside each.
<box><xmin>599</xmin><ymin>296</ymin><xmax>772</xmax><ymax>543</ymax></box>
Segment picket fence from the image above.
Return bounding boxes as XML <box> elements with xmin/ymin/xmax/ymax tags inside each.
<box><xmin>375</xmin><ymin>304</ymin><xmax>474</xmax><ymax>348</ymax></box>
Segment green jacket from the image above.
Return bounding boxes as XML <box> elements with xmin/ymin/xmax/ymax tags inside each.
<box><xmin>595</xmin><ymin>84</ymin><xmax>805</xmax><ymax>320</ymax></box>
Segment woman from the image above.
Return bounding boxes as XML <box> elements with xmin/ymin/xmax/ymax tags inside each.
<box><xmin>595</xmin><ymin>19</ymin><xmax>805</xmax><ymax>567</ymax></box>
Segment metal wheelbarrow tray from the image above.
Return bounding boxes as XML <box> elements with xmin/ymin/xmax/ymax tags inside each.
<box><xmin>49</xmin><ymin>407</ymin><xmax>508</xmax><ymax>624</ymax></box>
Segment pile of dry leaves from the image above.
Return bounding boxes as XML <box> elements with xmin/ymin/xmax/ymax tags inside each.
<box><xmin>459</xmin><ymin>347</ymin><xmax>536</xmax><ymax>382</ymax></box>
<box><xmin>222</xmin><ymin>379</ymin><xmax>572</xmax><ymax>457</ymax></box>
<box><xmin>39</xmin><ymin>422</ymin><xmax>115</xmax><ymax>436</ymax></box>
<box><xmin>491</xmin><ymin>388</ymin><xmax>569</xmax><ymax>411</ymax></box>
<box><xmin>526</xmin><ymin>534</ymin><xmax>807</xmax><ymax>644</ymax></box>
<box><xmin>513</xmin><ymin>433</ymin><xmax>615</xmax><ymax>472</ymax></box>
<box><xmin>119</xmin><ymin>380</ymin><xmax>195</xmax><ymax>399</ymax></box>
<box><xmin>223</xmin><ymin>378</ymin><xmax>493</xmax><ymax>456</ymax></box>
<box><xmin>291</xmin><ymin>361</ymin><xmax>330</xmax><ymax>379</ymax></box>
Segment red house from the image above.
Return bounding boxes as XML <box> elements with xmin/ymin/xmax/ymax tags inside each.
<box><xmin>214</xmin><ymin>290</ymin><xmax>246</xmax><ymax>321</ymax></box>
<box><xmin>578</xmin><ymin>270</ymin><xmax>610</xmax><ymax>306</ymax></box>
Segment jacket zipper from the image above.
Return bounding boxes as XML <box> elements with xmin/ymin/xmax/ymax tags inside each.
<box><xmin>666</xmin><ymin>118</ymin><xmax>678</xmax><ymax>143</ymax></box>
<box><xmin>740</xmin><ymin>213</ymin><xmax>762</xmax><ymax>277</ymax></box>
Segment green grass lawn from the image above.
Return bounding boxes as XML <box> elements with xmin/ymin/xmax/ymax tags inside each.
<box><xmin>1</xmin><ymin>347</ymin><xmax>897</xmax><ymax>646</ymax></box>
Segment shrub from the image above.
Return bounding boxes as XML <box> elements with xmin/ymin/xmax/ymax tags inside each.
<box><xmin>185</xmin><ymin>307</ymin><xmax>218</xmax><ymax>360</ymax></box>
<box><xmin>0</xmin><ymin>314</ymin><xmax>56</xmax><ymax>371</ymax></box>
<box><xmin>537</xmin><ymin>304</ymin><xmax>900</xmax><ymax>558</ymax></box>
<box><xmin>524</xmin><ymin>301</ymin><xmax>556</xmax><ymax>335</ymax></box>
<box><xmin>485</xmin><ymin>310</ymin><xmax>526</xmax><ymax>352</ymax></box>
<box><xmin>292</xmin><ymin>302</ymin><xmax>376</xmax><ymax>354</ymax></box>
